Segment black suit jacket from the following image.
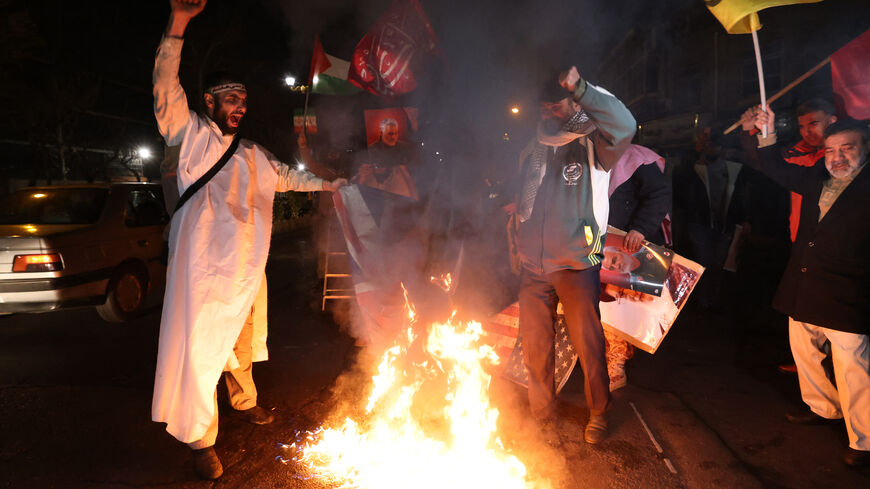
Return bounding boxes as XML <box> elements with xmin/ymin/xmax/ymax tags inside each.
<box><xmin>756</xmin><ymin>144</ymin><xmax>869</xmax><ymax>334</ymax></box>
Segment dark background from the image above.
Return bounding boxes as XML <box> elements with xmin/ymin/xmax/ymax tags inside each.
<box><xmin>2</xmin><ymin>0</ymin><xmax>867</xmax><ymax>186</ymax></box>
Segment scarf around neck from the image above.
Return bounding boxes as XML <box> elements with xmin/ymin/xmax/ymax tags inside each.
<box><xmin>536</xmin><ymin>109</ymin><xmax>594</xmax><ymax>147</ymax></box>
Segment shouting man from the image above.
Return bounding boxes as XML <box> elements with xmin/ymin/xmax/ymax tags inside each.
<box><xmin>151</xmin><ymin>0</ymin><xmax>345</xmax><ymax>480</ymax></box>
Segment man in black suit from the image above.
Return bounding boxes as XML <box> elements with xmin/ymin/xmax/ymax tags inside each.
<box><xmin>746</xmin><ymin>107</ymin><xmax>869</xmax><ymax>468</ymax></box>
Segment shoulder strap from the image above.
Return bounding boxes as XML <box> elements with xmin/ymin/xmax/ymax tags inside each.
<box><xmin>173</xmin><ymin>136</ymin><xmax>240</xmax><ymax>214</ymax></box>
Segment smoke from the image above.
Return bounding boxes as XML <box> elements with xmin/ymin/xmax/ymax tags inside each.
<box><xmin>266</xmin><ymin>1</ymin><xmax>716</xmax><ymax>344</ymax></box>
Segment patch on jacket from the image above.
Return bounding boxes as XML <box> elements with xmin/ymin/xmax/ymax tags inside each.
<box><xmin>562</xmin><ymin>161</ymin><xmax>583</xmax><ymax>185</ymax></box>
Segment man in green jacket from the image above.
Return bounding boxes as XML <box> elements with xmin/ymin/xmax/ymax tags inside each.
<box><xmin>513</xmin><ymin>66</ymin><xmax>636</xmax><ymax>445</ymax></box>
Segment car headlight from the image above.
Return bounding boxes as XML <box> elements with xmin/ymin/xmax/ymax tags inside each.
<box><xmin>12</xmin><ymin>253</ymin><xmax>64</xmax><ymax>272</ymax></box>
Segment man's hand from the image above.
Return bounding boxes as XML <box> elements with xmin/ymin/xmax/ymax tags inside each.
<box><xmin>171</xmin><ymin>0</ymin><xmax>207</xmax><ymax>18</ymax></box>
<box><xmin>623</xmin><ymin>230</ymin><xmax>645</xmax><ymax>253</ymax></box>
<box><xmin>167</xmin><ymin>0</ymin><xmax>206</xmax><ymax>37</ymax></box>
<box><xmin>559</xmin><ymin>66</ymin><xmax>581</xmax><ymax>92</ymax></box>
<box><xmin>755</xmin><ymin>106</ymin><xmax>775</xmax><ymax>136</ymax></box>
<box><xmin>323</xmin><ymin>178</ymin><xmax>348</xmax><ymax>192</ymax></box>
<box><xmin>502</xmin><ymin>202</ymin><xmax>517</xmax><ymax>215</ymax></box>
<box><xmin>740</xmin><ymin>106</ymin><xmax>759</xmax><ymax>132</ymax></box>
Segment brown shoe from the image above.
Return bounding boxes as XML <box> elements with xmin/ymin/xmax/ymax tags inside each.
<box><xmin>844</xmin><ymin>448</ymin><xmax>870</xmax><ymax>468</ymax></box>
<box><xmin>238</xmin><ymin>405</ymin><xmax>275</xmax><ymax>425</ymax></box>
<box><xmin>192</xmin><ymin>446</ymin><xmax>223</xmax><ymax>480</ymax></box>
<box><xmin>584</xmin><ymin>413</ymin><xmax>608</xmax><ymax>445</ymax></box>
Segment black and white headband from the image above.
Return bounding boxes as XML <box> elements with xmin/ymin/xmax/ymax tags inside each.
<box><xmin>206</xmin><ymin>82</ymin><xmax>247</xmax><ymax>95</ymax></box>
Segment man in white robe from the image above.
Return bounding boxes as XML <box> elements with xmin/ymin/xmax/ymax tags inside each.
<box><xmin>151</xmin><ymin>0</ymin><xmax>345</xmax><ymax>479</ymax></box>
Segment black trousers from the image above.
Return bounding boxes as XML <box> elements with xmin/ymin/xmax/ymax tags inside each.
<box><xmin>519</xmin><ymin>266</ymin><xmax>610</xmax><ymax>417</ymax></box>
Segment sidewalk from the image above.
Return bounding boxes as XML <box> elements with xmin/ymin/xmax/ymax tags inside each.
<box><xmin>621</xmin><ymin>305</ymin><xmax>870</xmax><ymax>489</ymax></box>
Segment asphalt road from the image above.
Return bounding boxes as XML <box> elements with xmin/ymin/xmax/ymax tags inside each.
<box><xmin>1</xmin><ymin>229</ymin><xmax>867</xmax><ymax>488</ymax></box>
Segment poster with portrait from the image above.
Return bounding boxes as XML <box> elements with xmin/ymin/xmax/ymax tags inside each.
<box><xmin>599</xmin><ymin>228</ymin><xmax>705</xmax><ymax>353</ymax></box>
<box><xmin>600</xmin><ymin>227</ymin><xmax>673</xmax><ymax>296</ymax></box>
<box><xmin>363</xmin><ymin>107</ymin><xmax>419</xmax><ymax>146</ymax></box>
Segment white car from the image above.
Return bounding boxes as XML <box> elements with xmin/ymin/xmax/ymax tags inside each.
<box><xmin>0</xmin><ymin>183</ymin><xmax>168</xmax><ymax>322</ymax></box>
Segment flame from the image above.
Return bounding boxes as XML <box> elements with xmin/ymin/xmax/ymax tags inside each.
<box><xmin>429</xmin><ymin>272</ymin><xmax>454</xmax><ymax>293</ymax></box>
<box><xmin>289</xmin><ymin>295</ymin><xmax>546</xmax><ymax>488</ymax></box>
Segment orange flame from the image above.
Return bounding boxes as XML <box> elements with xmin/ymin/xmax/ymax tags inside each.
<box><xmin>429</xmin><ymin>272</ymin><xmax>454</xmax><ymax>293</ymax></box>
<box><xmin>290</xmin><ymin>295</ymin><xmax>547</xmax><ymax>488</ymax></box>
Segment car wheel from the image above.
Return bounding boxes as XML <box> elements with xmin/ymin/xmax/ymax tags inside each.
<box><xmin>96</xmin><ymin>266</ymin><xmax>147</xmax><ymax>323</ymax></box>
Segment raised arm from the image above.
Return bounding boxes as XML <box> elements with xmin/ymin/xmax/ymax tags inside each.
<box><xmin>153</xmin><ymin>1</ymin><xmax>207</xmax><ymax>146</ymax></box>
<box><xmin>749</xmin><ymin>105</ymin><xmax>826</xmax><ymax>195</ymax></box>
<box><xmin>561</xmin><ymin>66</ymin><xmax>637</xmax><ymax>172</ymax></box>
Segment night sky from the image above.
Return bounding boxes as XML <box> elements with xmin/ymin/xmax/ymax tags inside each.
<box><xmin>0</xmin><ymin>0</ymin><xmax>867</xmax><ymax>180</ymax></box>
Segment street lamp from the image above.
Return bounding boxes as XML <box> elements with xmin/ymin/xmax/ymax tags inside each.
<box><xmin>510</xmin><ymin>106</ymin><xmax>520</xmax><ymax>115</ymax></box>
<box><xmin>284</xmin><ymin>74</ymin><xmax>309</xmax><ymax>93</ymax></box>
<box><xmin>137</xmin><ymin>146</ymin><xmax>152</xmax><ymax>160</ymax></box>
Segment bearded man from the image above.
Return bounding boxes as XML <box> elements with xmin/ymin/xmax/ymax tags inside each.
<box><xmin>354</xmin><ymin>118</ymin><xmax>419</xmax><ymax>200</ymax></box>
<box><xmin>513</xmin><ymin>66</ymin><xmax>635</xmax><ymax>445</ymax></box>
<box><xmin>151</xmin><ymin>0</ymin><xmax>345</xmax><ymax>480</ymax></box>
<box><xmin>749</xmin><ymin>107</ymin><xmax>869</xmax><ymax>468</ymax></box>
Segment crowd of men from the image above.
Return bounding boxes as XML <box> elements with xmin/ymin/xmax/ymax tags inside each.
<box><xmin>151</xmin><ymin>0</ymin><xmax>868</xmax><ymax>481</ymax></box>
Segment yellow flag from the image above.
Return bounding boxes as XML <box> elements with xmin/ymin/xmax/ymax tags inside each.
<box><xmin>706</xmin><ymin>0</ymin><xmax>822</xmax><ymax>34</ymax></box>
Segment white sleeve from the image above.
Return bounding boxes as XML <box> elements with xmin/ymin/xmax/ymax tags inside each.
<box><xmin>265</xmin><ymin>150</ymin><xmax>325</xmax><ymax>192</ymax></box>
<box><xmin>153</xmin><ymin>36</ymin><xmax>190</xmax><ymax>147</ymax></box>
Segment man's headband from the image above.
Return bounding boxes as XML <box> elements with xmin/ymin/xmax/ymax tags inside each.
<box><xmin>206</xmin><ymin>82</ymin><xmax>247</xmax><ymax>95</ymax></box>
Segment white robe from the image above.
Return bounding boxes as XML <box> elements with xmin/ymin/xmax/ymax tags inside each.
<box><xmin>150</xmin><ymin>36</ymin><xmax>325</xmax><ymax>443</ymax></box>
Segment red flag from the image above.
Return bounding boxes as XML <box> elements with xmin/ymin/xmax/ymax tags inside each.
<box><xmin>348</xmin><ymin>0</ymin><xmax>440</xmax><ymax>96</ymax></box>
<box><xmin>831</xmin><ymin>29</ymin><xmax>870</xmax><ymax>120</ymax></box>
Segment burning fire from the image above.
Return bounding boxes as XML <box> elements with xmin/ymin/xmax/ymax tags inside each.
<box><xmin>429</xmin><ymin>273</ymin><xmax>454</xmax><ymax>293</ymax></box>
<box><xmin>284</xmin><ymin>295</ymin><xmax>546</xmax><ymax>488</ymax></box>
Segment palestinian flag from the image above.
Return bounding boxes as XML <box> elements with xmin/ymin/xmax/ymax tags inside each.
<box><xmin>705</xmin><ymin>0</ymin><xmax>822</xmax><ymax>34</ymax></box>
<box><xmin>309</xmin><ymin>36</ymin><xmax>361</xmax><ymax>95</ymax></box>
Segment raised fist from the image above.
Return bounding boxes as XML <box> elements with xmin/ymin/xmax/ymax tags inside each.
<box><xmin>559</xmin><ymin>66</ymin><xmax>581</xmax><ymax>92</ymax></box>
<box><xmin>170</xmin><ymin>0</ymin><xmax>207</xmax><ymax>19</ymax></box>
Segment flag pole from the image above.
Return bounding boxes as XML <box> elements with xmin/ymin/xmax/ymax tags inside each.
<box><xmin>302</xmin><ymin>86</ymin><xmax>311</xmax><ymax>135</ymax></box>
<box><xmin>751</xmin><ymin>29</ymin><xmax>768</xmax><ymax>137</ymax></box>
<box><xmin>723</xmin><ymin>55</ymin><xmax>831</xmax><ymax>134</ymax></box>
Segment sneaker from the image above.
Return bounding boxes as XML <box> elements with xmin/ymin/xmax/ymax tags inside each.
<box><xmin>238</xmin><ymin>405</ymin><xmax>275</xmax><ymax>425</ymax></box>
<box><xmin>608</xmin><ymin>363</ymin><xmax>627</xmax><ymax>392</ymax></box>
<box><xmin>192</xmin><ymin>446</ymin><xmax>223</xmax><ymax>480</ymax></box>
<box><xmin>584</xmin><ymin>413</ymin><xmax>608</xmax><ymax>445</ymax></box>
